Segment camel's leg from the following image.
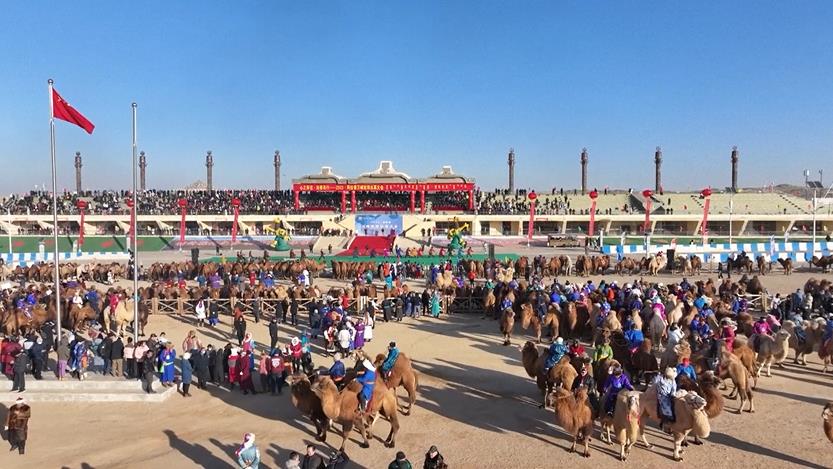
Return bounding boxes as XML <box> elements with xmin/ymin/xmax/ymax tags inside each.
<box><xmin>583</xmin><ymin>433</ymin><xmax>590</xmax><ymax>458</ymax></box>
<box><xmin>766</xmin><ymin>360</ymin><xmax>773</xmax><ymax>377</ymax></box>
<box><xmin>673</xmin><ymin>435</ymin><xmax>684</xmax><ymax>461</ymax></box>
<box><xmin>569</xmin><ymin>435</ymin><xmax>576</xmax><ymax>453</ymax></box>
<box><xmin>691</xmin><ymin>436</ymin><xmax>703</xmax><ymax>445</ymax></box>
<box><xmin>639</xmin><ymin>422</ymin><xmax>652</xmax><ymax>448</ymax></box>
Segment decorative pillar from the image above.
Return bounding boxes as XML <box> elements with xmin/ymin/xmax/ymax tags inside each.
<box><xmin>588</xmin><ymin>189</ymin><xmax>598</xmax><ymax>236</ymax></box>
<box><xmin>138</xmin><ymin>151</ymin><xmax>147</xmax><ymax>191</ymax></box>
<box><xmin>654</xmin><ymin>146</ymin><xmax>662</xmax><ymax>193</ymax></box>
<box><xmin>293</xmin><ymin>188</ymin><xmax>300</xmax><ymax>210</ymax></box>
<box><xmin>409</xmin><ymin>191</ymin><xmax>416</xmax><ymax>213</ymax></box>
<box><xmin>205</xmin><ymin>150</ymin><xmax>214</xmax><ymax>191</ymax></box>
<box><xmin>76</xmin><ymin>199</ymin><xmax>87</xmax><ymax>246</ymax></box>
<box><xmin>74</xmin><ymin>151</ymin><xmax>82</xmax><ymax>192</ymax></box>
<box><xmin>420</xmin><ymin>190</ymin><xmax>426</xmax><ymax>214</ymax></box>
<box><xmin>351</xmin><ymin>191</ymin><xmax>357</xmax><ymax>213</ymax></box>
<box><xmin>340</xmin><ymin>191</ymin><xmax>346</xmax><ymax>213</ymax></box>
<box><xmin>580</xmin><ymin>148</ymin><xmax>588</xmax><ymax>195</ymax></box>
<box><xmin>468</xmin><ymin>189</ymin><xmax>474</xmax><ymax>211</ymax></box>
<box><xmin>507</xmin><ymin>148</ymin><xmax>515</xmax><ymax>193</ymax></box>
<box><xmin>642</xmin><ymin>189</ymin><xmax>654</xmax><ymax>233</ymax></box>
<box><xmin>731</xmin><ymin>146</ymin><xmax>739</xmax><ymax>193</ymax></box>
<box><xmin>273</xmin><ymin>150</ymin><xmax>281</xmax><ymax>191</ymax></box>
<box><xmin>527</xmin><ymin>191</ymin><xmax>537</xmax><ymax>242</ymax></box>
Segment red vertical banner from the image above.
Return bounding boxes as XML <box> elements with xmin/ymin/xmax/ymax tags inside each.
<box><xmin>351</xmin><ymin>191</ymin><xmax>357</xmax><ymax>213</ymax></box>
<box><xmin>340</xmin><ymin>191</ymin><xmax>346</xmax><ymax>213</ymax></box>
<box><xmin>420</xmin><ymin>190</ymin><xmax>426</xmax><ymax>214</ymax></box>
<box><xmin>700</xmin><ymin>187</ymin><xmax>712</xmax><ymax>244</ymax></box>
<box><xmin>527</xmin><ymin>191</ymin><xmax>537</xmax><ymax>241</ymax></box>
<box><xmin>231</xmin><ymin>197</ymin><xmax>241</xmax><ymax>242</ymax></box>
<box><xmin>588</xmin><ymin>189</ymin><xmax>598</xmax><ymax>236</ymax></box>
<box><xmin>293</xmin><ymin>190</ymin><xmax>300</xmax><ymax>210</ymax></box>
<box><xmin>178</xmin><ymin>198</ymin><xmax>187</xmax><ymax>247</ymax></box>
<box><xmin>409</xmin><ymin>191</ymin><xmax>416</xmax><ymax>213</ymax></box>
<box><xmin>126</xmin><ymin>198</ymin><xmax>135</xmax><ymax>236</ymax></box>
<box><xmin>76</xmin><ymin>199</ymin><xmax>87</xmax><ymax>246</ymax></box>
<box><xmin>642</xmin><ymin>189</ymin><xmax>653</xmax><ymax>232</ymax></box>
<box><xmin>468</xmin><ymin>190</ymin><xmax>474</xmax><ymax>211</ymax></box>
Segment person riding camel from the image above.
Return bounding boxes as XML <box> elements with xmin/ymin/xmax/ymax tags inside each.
<box><xmin>752</xmin><ymin>315</ymin><xmax>773</xmax><ymax>353</ymax></box>
<box><xmin>624</xmin><ymin>323</ymin><xmax>644</xmax><ymax>353</ymax></box>
<box><xmin>72</xmin><ymin>290</ymin><xmax>83</xmax><ymax>309</ymax></box>
<box><xmin>571</xmin><ymin>360</ymin><xmax>599</xmax><ymax>410</ymax></box>
<box><xmin>568</xmin><ymin>339</ymin><xmax>586</xmax><ymax>359</ymax></box>
<box><xmin>720</xmin><ymin>318</ymin><xmax>737</xmax><ymax>353</ymax></box>
<box><xmin>602</xmin><ymin>365</ymin><xmax>633</xmax><ymax>416</ymax></box>
<box><xmin>357</xmin><ymin>358</ymin><xmax>376</xmax><ymax>415</ymax></box>
<box><xmin>655</xmin><ymin>367</ymin><xmax>678</xmax><ymax>432</ymax></box>
<box><xmin>544</xmin><ymin>337</ymin><xmax>569</xmax><ymax>374</ymax></box>
<box><xmin>675</xmin><ymin>357</ymin><xmax>697</xmax><ymax>383</ymax></box>
<box><xmin>381</xmin><ymin>342</ymin><xmax>400</xmax><ymax>381</ymax></box>
<box><xmin>326</xmin><ymin>353</ymin><xmax>347</xmax><ymax>389</ymax></box>
<box><xmin>593</xmin><ymin>337</ymin><xmax>613</xmax><ymax>363</ymax></box>
<box><xmin>822</xmin><ymin>314</ymin><xmax>833</xmax><ymax>350</ymax></box>
<box><xmin>595</xmin><ymin>301</ymin><xmax>612</xmax><ymax>328</ymax></box>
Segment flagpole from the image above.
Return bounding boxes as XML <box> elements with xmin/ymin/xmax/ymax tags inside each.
<box><xmin>132</xmin><ymin>102</ymin><xmax>139</xmax><ymax>343</ymax></box>
<box><xmin>48</xmin><ymin>78</ymin><xmax>62</xmax><ymax>347</ymax></box>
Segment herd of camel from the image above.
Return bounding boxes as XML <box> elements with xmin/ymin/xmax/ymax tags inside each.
<box><xmin>503</xmin><ymin>276</ymin><xmax>833</xmax><ymax>461</ymax></box>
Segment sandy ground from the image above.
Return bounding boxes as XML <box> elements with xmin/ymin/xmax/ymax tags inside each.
<box><xmin>1</xmin><ymin>265</ymin><xmax>832</xmax><ymax>468</ymax></box>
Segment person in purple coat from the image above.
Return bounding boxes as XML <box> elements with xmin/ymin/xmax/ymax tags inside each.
<box><xmin>602</xmin><ymin>365</ymin><xmax>633</xmax><ymax>416</ymax></box>
<box><xmin>353</xmin><ymin>319</ymin><xmax>366</xmax><ymax>350</ymax></box>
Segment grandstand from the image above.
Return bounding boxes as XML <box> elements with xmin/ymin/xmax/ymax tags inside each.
<box><xmin>1</xmin><ymin>160</ymin><xmax>831</xmax><ymax>251</ymax></box>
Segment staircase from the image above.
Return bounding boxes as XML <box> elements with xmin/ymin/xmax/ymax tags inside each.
<box><xmin>312</xmin><ymin>235</ymin><xmax>350</xmax><ymax>254</ymax></box>
<box><xmin>2</xmin><ymin>376</ymin><xmax>178</xmax><ymax>403</ymax></box>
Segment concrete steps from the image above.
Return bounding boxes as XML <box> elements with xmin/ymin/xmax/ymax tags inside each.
<box><xmin>2</xmin><ymin>377</ymin><xmax>178</xmax><ymax>403</ymax></box>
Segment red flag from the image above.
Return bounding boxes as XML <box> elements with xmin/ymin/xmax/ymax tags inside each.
<box><xmin>52</xmin><ymin>88</ymin><xmax>95</xmax><ymax>134</ymax></box>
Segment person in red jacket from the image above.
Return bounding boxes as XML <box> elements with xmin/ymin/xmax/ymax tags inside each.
<box><xmin>227</xmin><ymin>347</ymin><xmax>239</xmax><ymax>390</ymax></box>
<box><xmin>289</xmin><ymin>337</ymin><xmax>303</xmax><ymax>372</ymax></box>
<box><xmin>238</xmin><ymin>351</ymin><xmax>256</xmax><ymax>395</ymax></box>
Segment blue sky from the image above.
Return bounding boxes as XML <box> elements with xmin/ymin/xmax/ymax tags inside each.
<box><xmin>1</xmin><ymin>2</ymin><xmax>833</xmax><ymax>193</ymax></box>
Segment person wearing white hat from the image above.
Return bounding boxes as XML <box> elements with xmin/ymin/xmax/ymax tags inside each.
<box><xmin>235</xmin><ymin>432</ymin><xmax>260</xmax><ymax>468</ymax></box>
<box><xmin>356</xmin><ymin>358</ymin><xmax>377</xmax><ymax>415</ymax></box>
<box><xmin>5</xmin><ymin>396</ymin><xmax>31</xmax><ymax>455</ymax></box>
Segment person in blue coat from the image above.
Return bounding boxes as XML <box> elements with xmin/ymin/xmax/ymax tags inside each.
<box><xmin>158</xmin><ymin>343</ymin><xmax>176</xmax><ymax>387</ymax></box>
<box><xmin>180</xmin><ymin>352</ymin><xmax>193</xmax><ymax>397</ymax></box>
<box><xmin>544</xmin><ymin>337</ymin><xmax>569</xmax><ymax>372</ymax></box>
<box><xmin>357</xmin><ymin>358</ymin><xmax>377</xmax><ymax>415</ymax></box>
<box><xmin>624</xmin><ymin>323</ymin><xmax>644</xmax><ymax>351</ymax></box>
<box><xmin>675</xmin><ymin>357</ymin><xmax>697</xmax><ymax>384</ymax></box>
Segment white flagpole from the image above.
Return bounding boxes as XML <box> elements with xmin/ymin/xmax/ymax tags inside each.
<box><xmin>48</xmin><ymin>78</ymin><xmax>62</xmax><ymax>345</ymax></box>
<box><xmin>132</xmin><ymin>102</ymin><xmax>139</xmax><ymax>342</ymax></box>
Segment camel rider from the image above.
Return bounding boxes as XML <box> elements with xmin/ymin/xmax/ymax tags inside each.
<box><xmin>675</xmin><ymin>357</ymin><xmax>696</xmax><ymax>383</ymax></box>
<box><xmin>357</xmin><ymin>358</ymin><xmax>376</xmax><ymax>414</ymax></box>
<box><xmin>720</xmin><ymin>319</ymin><xmax>737</xmax><ymax>353</ymax></box>
<box><xmin>624</xmin><ymin>323</ymin><xmax>644</xmax><ymax>352</ymax></box>
<box><xmin>571</xmin><ymin>360</ymin><xmax>599</xmax><ymax>410</ymax></box>
<box><xmin>568</xmin><ymin>339</ymin><xmax>586</xmax><ymax>359</ymax></box>
<box><xmin>752</xmin><ymin>316</ymin><xmax>773</xmax><ymax>353</ymax></box>
<box><xmin>667</xmin><ymin>324</ymin><xmax>684</xmax><ymax>350</ymax></box>
<box><xmin>326</xmin><ymin>353</ymin><xmax>347</xmax><ymax>389</ymax></box>
<box><xmin>500</xmin><ymin>296</ymin><xmax>513</xmax><ymax>313</ymax></box>
<box><xmin>85</xmin><ymin>288</ymin><xmax>100</xmax><ymax>317</ymax></box>
<box><xmin>595</xmin><ymin>302</ymin><xmax>612</xmax><ymax>328</ymax></box>
<box><xmin>655</xmin><ymin>367</ymin><xmax>678</xmax><ymax>431</ymax></box>
<box><xmin>72</xmin><ymin>291</ymin><xmax>83</xmax><ymax>309</ymax></box>
<box><xmin>602</xmin><ymin>366</ymin><xmax>633</xmax><ymax>416</ymax></box>
<box><xmin>593</xmin><ymin>337</ymin><xmax>613</xmax><ymax>363</ymax></box>
<box><xmin>544</xmin><ymin>337</ymin><xmax>569</xmax><ymax>373</ymax></box>
<box><xmin>381</xmin><ymin>342</ymin><xmax>399</xmax><ymax>380</ymax></box>
<box><xmin>822</xmin><ymin>314</ymin><xmax>833</xmax><ymax>349</ymax></box>
<box><xmin>535</xmin><ymin>294</ymin><xmax>547</xmax><ymax>320</ymax></box>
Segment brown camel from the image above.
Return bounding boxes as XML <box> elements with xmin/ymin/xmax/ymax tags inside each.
<box><xmin>549</xmin><ymin>386</ymin><xmax>594</xmax><ymax>458</ymax></box>
<box><xmin>600</xmin><ymin>390</ymin><xmax>642</xmax><ymax>461</ymax></box>
<box><xmin>823</xmin><ymin>402</ymin><xmax>833</xmax><ymax>443</ymax></box>
<box><xmin>782</xmin><ymin>318</ymin><xmax>825</xmax><ymax>365</ymax></box>
<box><xmin>750</xmin><ymin>329</ymin><xmax>790</xmax><ymax>377</ymax></box>
<box><xmin>639</xmin><ymin>386</ymin><xmax>711</xmax><ymax>462</ymax></box>
<box><xmin>777</xmin><ymin>257</ymin><xmax>793</xmax><ymax>275</ymax></box>
<box><xmin>312</xmin><ymin>375</ymin><xmax>399</xmax><ymax>450</ymax></box>
<box><xmin>373</xmin><ymin>353</ymin><xmax>418</xmax><ymax>415</ymax></box>
<box><xmin>718</xmin><ymin>349</ymin><xmax>755</xmax><ymax>413</ymax></box>
<box><xmin>520</xmin><ymin>342</ymin><xmax>576</xmax><ymax>409</ymax></box>
<box><xmin>289</xmin><ymin>374</ymin><xmax>330</xmax><ymax>441</ymax></box>
<box><xmin>500</xmin><ymin>308</ymin><xmax>515</xmax><ymax>346</ymax></box>
<box><xmin>520</xmin><ymin>303</ymin><xmax>559</xmax><ymax>343</ymax></box>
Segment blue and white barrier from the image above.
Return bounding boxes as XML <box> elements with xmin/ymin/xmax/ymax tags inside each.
<box><xmin>602</xmin><ymin>241</ymin><xmax>833</xmax><ymax>263</ymax></box>
<box><xmin>1</xmin><ymin>251</ymin><xmax>129</xmax><ymax>267</ymax></box>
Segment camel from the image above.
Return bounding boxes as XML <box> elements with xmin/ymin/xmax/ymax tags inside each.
<box><xmin>67</xmin><ymin>304</ymin><xmax>98</xmax><ymax>331</ymax></box>
<box><xmin>660</xmin><ymin>341</ymin><xmax>690</xmax><ymax>372</ymax></box>
<box><xmin>499</xmin><ymin>308</ymin><xmax>515</xmax><ymax>346</ymax></box>
<box><xmin>782</xmin><ymin>318</ymin><xmax>825</xmax><ymax>365</ymax></box>
<box><xmin>373</xmin><ymin>352</ymin><xmax>418</xmax><ymax>415</ymax></box>
<box><xmin>312</xmin><ymin>375</ymin><xmax>399</xmax><ymax>450</ymax></box>
<box><xmin>600</xmin><ymin>390</ymin><xmax>642</xmax><ymax>461</ymax></box>
<box><xmin>616</xmin><ymin>258</ymin><xmax>638</xmax><ymax>275</ymax></box>
<box><xmin>823</xmin><ymin>402</ymin><xmax>833</xmax><ymax>443</ymax></box>
<box><xmin>289</xmin><ymin>374</ymin><xmax>330</xmax><ymax>441</ymax></box>
<box><xmin>647</xmin><ymin>310</ymin><xmax>668</xmax><ymax>352</ymax></box>
<box><xmin>520</xmin><ymin>303</ymin><xmax>559</xmax><ymax>343</ymax></box>
<box><xmin>678</xmin><ymin>371</ymin><xmax>723</xmax><ymax>421</ymax></box>
<box><xmin>648</xmin><ymin>255</ymin><xmax>666</xmax><ymax>276</ymax></box>
<box><xmin>689</xmin><ymin>255</ymin><xmax>702</xmax><ymax>275</ymax></box>
<box><xmin>718</xmin><ymin>348</ymin><xmax>755</xmax><ymax>413</ymax></box>
<box><xmin>750</xmin><ymin>329</ymin><xmax>790</xmax><ymax>377</ymax></box>
<box><xmin>756</xmin><ymin>255</ymin><xmax>770</xmax><ymax>275</ymax></box>
<box><xmin>549</xmin><ymin>386</ymin><xmax>594</xmax><ymax>458</ymax></box>
<box><xmin>819</xmin><ymin>338</ymin><xmax>833</xmax><ymax>373</ymax></box>
<box><xmin>103</xmin><ymin>299</ymin><xmax>148</xmax><ymax>336</ymax></box>
<box><xmin>639</xmin><ymin>386</ymin><xmax>711</xmax><ymax>462</ymax></box>
<box><xmin>520</xmin><ymin>342</ymin><xmax>577</xmax><ymax>409</ymax></box>
<box><xmin>776</xmin><ymin>257</ymin><xmax>793</xmax><ymax>275</ymax></box>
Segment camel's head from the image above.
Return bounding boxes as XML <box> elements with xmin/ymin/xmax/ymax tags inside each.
<box><xmin>823</xmin><ymin>402</ymin><xmax>833</xmax><ymax>420</ymax></box>
<box><xmin>625</xmin><ymin>393</ymin><xmax>640</xmax><ymax>415</ymax></box>
<box><xmin>776</xmin><ymin>329</ymin><xmax>791</xmax><ymax>342</ymax></box>
<box><xmin>680</xmin><ymin>390</ymin><xmax>707</xmax><ymax>411</ymax></box>
<box><xmin>521</xmin><ymin>341</ymin><xmax>537</xmax><ymax>356</ymax></box>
